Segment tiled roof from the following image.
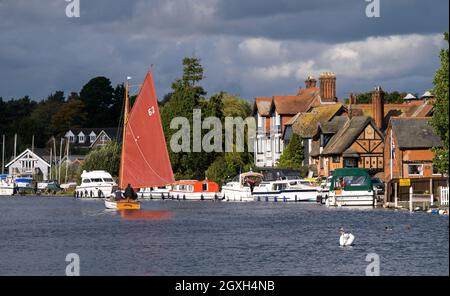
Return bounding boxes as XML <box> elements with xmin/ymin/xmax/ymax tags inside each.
<box><xmin>348</xmin><ymin>100</ymin><xmax>434</xmax><ymax>129</ymax></box>
<box><xmin>289</xmin><ymin>103</ymin><xmax>344</xmax><ymax>138</ymax></box>
<box><xmin>322</xmin><ymin>116</ymin><xmax>383</xmax><ymax>155</ymax></box>
<box><xmin>254</xmin><ymin>97</ymin><xmax>272</xmax><ymax>116</ymax></box>
<box><xmin>391</xmin><ymin>117</ymin><xmax>442</xmax><ymax>149</ymax></box>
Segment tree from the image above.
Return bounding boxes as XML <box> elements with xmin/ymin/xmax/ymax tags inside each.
<box><xmin>352</xmin><ymin>91</ymin><xmax>407</xmax><ymax>104</ymax></box>
<box><xmin>79</xmin><ymin>76</ymin><xmax>114</xmax><ymax>127</ymax></box>
<box><xmin>51</xmin><ymin>99</ymin><xmax>87</xmax><ymax>137</ymax></box>
<box><xmin>277</xmin><ymin>133</ymin><xmax>304</xmax><ymax>170</ymax></box>
<box><xmin>430</xmin><ymin>32</ymin><xmax>449</xmax><ymax>175</ymax></box>
<box><xmin>81</xmin><ymin>142</ymin><xmax>121</xmax><ymax>177</ymax></box>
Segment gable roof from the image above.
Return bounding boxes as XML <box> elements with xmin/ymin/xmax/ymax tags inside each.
<box><xmin>288</xmin><ymin>103</ymin><xmax>345</xmax><ymax>138</ymax></box>
<box><xmin>322</xmin><ymin>116</ymin><xmax>384</xmax><ymax>155</ymax></box>
<box><xmin>318</xmin><ymin>116</ymin><xmax>348</xmax><ymax>134</ymax></box>
<box><xmin>6</xmin><ymin>148</ymin><xmax>50</xmax><ymax>168</ymax></box>
<box><xmin>66</xmin><ymin>127</ymin><xmax>121</xmax><ymax>146</ymax></box>
<box><xmin>390</xmin><ymin>117</ymin><xmax>442</xmax><ymax>149</ymax></box>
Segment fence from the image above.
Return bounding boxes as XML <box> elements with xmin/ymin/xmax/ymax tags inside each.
<box><xmin>386</xmin><ymin>177</ymin><xmax>449</xmax><ymax>205</ymax></box>
<box><xmin>441</xmin><ymin>187</ymin><xmax>449</xmax><ymax>206</ymax></box>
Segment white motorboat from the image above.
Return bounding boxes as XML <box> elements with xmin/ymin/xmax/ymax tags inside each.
<box><xmin>221</xmin><ymin>172</ymin><xmax>264</xmax><ymax>202</ymax></box>
<box><xmin>0</xmin><ymin>174</ymin><xmax>15</xmax><ymax>196</ymax></box>
<box><xmin>75</xmin><ymin>170</ymin><xmax>117</xmax><ymax>198</ymax></box>
<box><xmin>252</xmin><ymin>179</ymin><xmax>318</xmax><ymax>202</ymax></box>
<box><xmin>138</xmin><ymin>185</ymin><xmax>171</xmax><ymax>199</ymax></box>
<box><xmin>325</xmin><ymin>168</ymin><xmax>376</xmax><ymax>207</ymax></box>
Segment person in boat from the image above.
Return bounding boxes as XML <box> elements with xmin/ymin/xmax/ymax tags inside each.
<box><xmin>124</xmin><ymin>184</ymin><xmax>138</xmax><ymax>200</ymax></box>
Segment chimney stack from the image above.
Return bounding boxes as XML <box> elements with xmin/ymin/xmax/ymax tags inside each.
<box><xmin>319</xmin><ymin>72</ymin><xmax>336</xmax><ymax>101</ymax></box>
<box><xmin>348</xmin><ymin>93</ymin><xmax>357</xmax><ymax>105</ymax></box>
<box><xmin>305</xmin><ymin>75</ymin><xmax>317</xmax><ymax>88</ymax></box>
<box><xmin>372</xmin><ymin>86</ymin><xmax>385</xmax><ymax>130</ymax></box>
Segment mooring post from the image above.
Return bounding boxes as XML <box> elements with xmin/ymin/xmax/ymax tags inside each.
<box><xmin>409</xmin><ymin>186</ymin><xmax>413</xmax><ymax>212</ymax></box>
<box><xmin>394</xmin><ymin>182</ymin><xmax>398</xmax><ymax>208</ymax></box>
<box><xmin>430</xmin><ymin>178</ymin><xmax>434</xmax><ymax>206</ymax></box>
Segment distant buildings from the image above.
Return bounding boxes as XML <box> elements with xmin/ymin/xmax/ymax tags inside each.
<box><xmin>63</xmin><ymin>128</ymin><xmax>121</xmax><ymax>150</ymax></box>
<box><xmin>252</xmin><ymin>72</ymin><xmax>440</xmax><ymax>181</ymax></box>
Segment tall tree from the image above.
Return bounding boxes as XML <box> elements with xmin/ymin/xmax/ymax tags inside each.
<box><xmin>51</xmin><ymin>99</ymin><xmax>87</xmax><ymax>137</ymax></box>
<box><xmin>79</xmin><ymin>76</ymin><xmax>114</xmax><ymax>127</ymax></box>
<box><xmin>430</xmin><ymin>32</ymin><xmax>449</xmax><ymax>175</ymax></box>
<box><xmin>277</xmin><ymin>133</ymin><xmax>304</xmax><ymax>170</ymax></box>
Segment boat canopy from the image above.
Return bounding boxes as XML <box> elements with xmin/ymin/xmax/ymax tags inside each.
<box><xmin>330</xmin><ymin>168</ymin><xmax>372</xmax><ymax>191</ymax></box>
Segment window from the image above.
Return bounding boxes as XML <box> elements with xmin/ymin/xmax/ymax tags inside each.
<box><xmin>344</xmin><ymin>158</ymin><xmax>357</xmax><ymax>168</ymax></box>
<box><xmin>69</xmin><ymin>136</ymin><xmax>75</xmax><ymax>143</ymax></box>
<box><xmin>257</xmin><ymin>138</ymin><xmax>263</xmax><ymax>154</ymax></box>
<box><xmin>82</xmin><ymin>179</ymin><xmax>91</xmax><ymax>183</ymax></box>
<box><xmin>90</xmin><ymin>135</ymin><xmax>96</xmax><ymax>143</ymax></box>
<box><xmin>332</xmin><ymin>156</ymin><xmax>341</xmax><ymax>163</ymax></box>
<box><xmin>103</xmin><ymin>178</ymin><xmax>114</xmax><ymax>182</ymax></box>
<box><xmin>432</xmin><ymin>165</ymin><xmax>441</xmax><ymax>175</ymax></box>
<box><xmin>275</xmin><ymin>138</ymin><xmax>281</xmax><ymax>153</ymax></box>
<box><xmin>266</xmin><ymin>138</ymin><xmax>271</xmax><ymax>152</ymax></box>
<box><xmin>408</xmin><ymin>164</ymin><xmax>423</xmax><ymax>176</ymax></box>
<box><xmin>78</xmin><ymin>135</ymin><xmax>85</xmax><ymax>143</ymax></box>
<box><xmin>202</xmin><ymin>183</ymin><xmax>208</xmax><ymax>191</ymax></box>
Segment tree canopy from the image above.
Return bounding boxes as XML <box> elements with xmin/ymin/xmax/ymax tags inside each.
<box><xmin>430</xmin><ymin>32</ymin><xmax>449</xmax><ymax>175</ymax></box>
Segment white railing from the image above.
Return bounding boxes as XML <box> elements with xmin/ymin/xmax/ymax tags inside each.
<box><xmin>441</xmin><ymin>187</ymin><xmax>449</xmax><ymax>206</ymax></box>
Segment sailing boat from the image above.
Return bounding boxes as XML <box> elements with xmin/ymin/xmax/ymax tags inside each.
<box><xmin>105</xmin><ymin>69</ymin><xmax>175</xmax><ymax>210</ymax></box>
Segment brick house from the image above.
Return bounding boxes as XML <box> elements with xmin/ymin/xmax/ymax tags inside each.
<box><xmin>384</xmin><ymin>117</ymin><xmax>443</xmax><ymax>181</ymax></box>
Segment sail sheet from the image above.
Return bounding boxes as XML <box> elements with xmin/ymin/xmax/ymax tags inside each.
<box><xmin>119</xmin><ymin>70</ymin><xmax>174</xmax><ymax>188</ymax></box>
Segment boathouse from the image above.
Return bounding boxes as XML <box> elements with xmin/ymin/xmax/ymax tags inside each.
<box><xmin>5</xmin><ymin>148</ymin><xmax>50</xmax><ymax>181</ymax></box>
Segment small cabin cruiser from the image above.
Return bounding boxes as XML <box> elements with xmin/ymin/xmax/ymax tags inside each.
<box><xmin>75</xmin><ymin>170</ymin><xmax>117</xmax><ymax>198</ymax></box>
<box><xmin>138</xmin><ymin>185</ymin><xmax>171</xmax><ymax>199</ymax></box>
<box><xmin>253</xmin><ymin>179</ymin><xmax>318</xmax><ymax>202</ymax></box>
<box><xmin>0</xmin><ymin>174</ymin><xmax>16</xmax><ymax>196</ymax></box>
<box><xmin>221</xmin><ymin>172</ymin><xmax>264</xmax><ymax>202</ymax></box>
<box><xmin>14</xmin><ymin>176</ymin><xmax>35</xmax><ymax>194</ymax></box>
<box><xmin>326</xmin><ymin>168</ymin><xmax>376</xmax><ymax>207</ymax></box>
<box><xmin>169</xmin><ymin>180</ymin><xmax>221</xmax><ymax>201</ymax></box>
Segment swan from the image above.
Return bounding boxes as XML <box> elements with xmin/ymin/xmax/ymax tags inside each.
<box><xmin>339</xmin><ymin>228</ymin><xmax>355</xmax><ymax>246</ymax></box>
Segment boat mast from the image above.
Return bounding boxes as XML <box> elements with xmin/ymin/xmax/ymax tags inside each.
<box><xmin>1</xmin><ymin>134</ymin><xmax>4</xmax><ymax>174</ymax></box>
<box><xmin>119</xmin><ymin>77</ymin><xmax>130</xmax><ymax>189</ymax></box>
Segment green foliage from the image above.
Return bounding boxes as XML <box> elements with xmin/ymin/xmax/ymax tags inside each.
<box><xmin>81</xmin><ymin>142</ymin><xmax>121</xmax><ymax>177</ymax></box>
<box><xmin>277</xmin><ymin>133</ymin><xmax>304</xmax><ymax>170</ymax></box>
<box><xmin>79</xmin><ymin>76</ymin><xmax>116</xmax><ymax>127</ymax></box>
<box><xmin>430</xmin><ymin>32</ymin><xmax>449</xmax><ymax>175</ymax></box>
<box><xmin>352</xmin><ymin>91</ymin><xmax>408</xmax><ymax>104</ymax></box>
<box><xmin>51</xmin><ymin>99</ymin><xmax>87</xmax><ymax>137</ymax></box>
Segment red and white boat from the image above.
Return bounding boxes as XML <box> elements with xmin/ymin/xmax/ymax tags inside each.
<box><xmin>168</xmin><ymin>180</ymin><xmax>221</xmax><ymax>201</ymax></box>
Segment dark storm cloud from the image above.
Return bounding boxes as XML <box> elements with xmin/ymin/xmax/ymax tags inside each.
<box><xmin>0</xmin><ymin>0</ymin><xmax>448</xmax><ymax>101</ymax></box>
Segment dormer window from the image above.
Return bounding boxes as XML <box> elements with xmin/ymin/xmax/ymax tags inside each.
<box><xmin>69</xmin><ymin>136</ymin><xmax>75</xmax><ymax>143</ymax></box>
<box><xmin>89</xmin><ymin>132</ymin><xmax>96</xmax><ymax>143</ymax></box>
<box><xmin>78</xmin><ymin>135</ymin><xmax>85</xmax><ymax>143</ymax></box>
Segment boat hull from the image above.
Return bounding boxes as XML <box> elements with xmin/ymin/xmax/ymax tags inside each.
<box><xmin>168</xmin><ymin>191</ymin><xmax>220</xmax><ymax>201</ymax></box>
<box><xmin>0</xmin><ymin>186</ymin><xmax>15</xmax><ymax>196</ymax></box>
<box><xmin>253</xmin><ymin>190</ymin><xmax>317</xmax><ymax>202</ymax></box>
<box><xmin>76</xmin><ymin>184</ymin><xmax>115</xmax><ymax>198</ymax></box>
<box><xmin>326</xmin><ymin>193</ymin><xmax>376</xmax><ymax>207</ymax></box>
<box><xmin>104</xmin><ymin>199</ymin><xmax>141</xmax><ymax>210</ymax></box>
<box><xmin>221</xmin><ymin>188</ymin><xmax>253</xmax><ymax>202</ymax></box>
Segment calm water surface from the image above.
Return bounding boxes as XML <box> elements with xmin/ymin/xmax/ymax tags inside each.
<box><xmin>0</xmin><ymin>196</ymin><xmax>448</xmax><ymax>275</ymax></box>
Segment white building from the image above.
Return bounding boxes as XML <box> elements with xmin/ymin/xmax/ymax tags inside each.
<box><xmin>6</xmin><ymin>149</ymin><xmax>50</xmax><ymax>180</ymax></box>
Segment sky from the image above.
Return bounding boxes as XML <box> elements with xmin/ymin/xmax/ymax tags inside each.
<box><xmin>0</xmin><ymin>0</ymin><xmax>448</xmax><ymax>102</ymax></box>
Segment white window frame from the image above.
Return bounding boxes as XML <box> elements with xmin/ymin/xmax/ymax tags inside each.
<box><xmin>266</xmin><ymin>138</ymin><xmax>271</xmax><ymax>153</ymax></box>
<box><xmin>408</xmin><ymin>164</ymin><xmax>424</xmax><ymax>176</ymax></box>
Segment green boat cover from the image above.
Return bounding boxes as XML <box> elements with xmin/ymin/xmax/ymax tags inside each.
<box><xmin>330</xmin><ymin>168</ymin><xmax>373</xmax><ymax>191</ymax></box>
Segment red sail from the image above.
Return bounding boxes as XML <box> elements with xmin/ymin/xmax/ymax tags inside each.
<box><xmin>119</xmin><ymin>70</ymin><xmax>174</xmax><ymax>188</ymax></box>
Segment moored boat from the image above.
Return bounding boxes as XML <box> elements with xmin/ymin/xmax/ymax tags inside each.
<box><xmin>0</xmin><ymin>174</ymin><xmax>15</xmax><ymax>196</ymax></box>
<box><xmin>169</xmin><ymin>180</ymin><xmax>221</xmax><ymax>201</ymax></box>
<box><xmin>253</xmin><ymin>179</ymin><xmax>318</xmax><ymax>202</ymax></box>
<box><xmin>138</xmin><ymin>185</ymin><xmax>171</xmax><ymax>199</ymax></box>
<box><xmin>75</xmin><ymin>170</ymin><xmax>117</xmax><ymax>198</ymax></box>
<box><xmin>221</xmin><ymin>171</ymin><xmax>263</xmax><ymax>202</ymax></box>
<box><xmin>325</xmin><ymin>168</ymin><xmax>376</xmax><ymax>207</ymax></box>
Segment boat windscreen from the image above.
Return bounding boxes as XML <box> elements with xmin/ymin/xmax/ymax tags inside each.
<box><xmin>331</xmin><ymin>175</ymin><xmax>372</xmax><ymax>191</ymax></box>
